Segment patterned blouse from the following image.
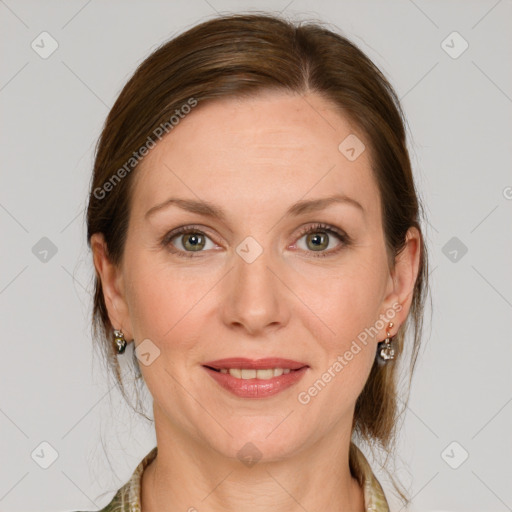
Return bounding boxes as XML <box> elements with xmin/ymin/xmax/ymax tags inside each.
<box><xmin>77</xmin><ymin>442</ymin><xmax>389</xmax><ymax>512</ymax></box>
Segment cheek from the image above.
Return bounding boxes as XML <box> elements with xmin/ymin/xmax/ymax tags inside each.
<box><xmin>317</xmin><ymin>263</ymin><xmax>386</xmax><ymax>338</ymax></box>
<box><xmin>303</xmin><ymin>279</ymin><xmax>380</xmax><ymax>409</ymax></box>
<box><xmin>305</xmin><ymin>262</ymin><xmax>386</xmax><ymax>393</ymax></box>
<box><xmin>124</xmin><ymin>252</ymin><xmax>217</xmax><ymax>354</ymax></box>
<box><xmin>124</xmin><ymin>253</ymin><xmax>184</xmax><ymax>338</ymax></box>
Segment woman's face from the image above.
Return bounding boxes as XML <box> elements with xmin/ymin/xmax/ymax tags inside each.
<box><xmin>93</xmin><ymin>90</ymin><xmax>418</xmax><ymax>462</ymax></box>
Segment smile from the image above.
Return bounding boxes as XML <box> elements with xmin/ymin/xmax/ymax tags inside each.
<box><xmin>202</xmin><ymin>365</ymin><xmax>309</xmax><ymax>398</ymax></box>
<box><xmin>210</xmin><ymin>367</ymin><xmax>293</xmax><ymax>379</ymax></box>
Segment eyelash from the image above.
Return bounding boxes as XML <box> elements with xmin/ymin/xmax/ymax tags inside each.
<box><xmin>160</xmin><ymin>222</ymin><xmax>351</xmax><ymax>259</ymax></box>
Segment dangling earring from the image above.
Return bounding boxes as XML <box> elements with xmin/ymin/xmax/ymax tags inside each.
<box><xmin>113</xmin><ymin>329</ymin><xmax>127</xmax><ymax>354</ymax></box>
<box><xmin>376</xmin><ymin>322</ymin><xmax>396</xmax><ymax>365</ymax></box>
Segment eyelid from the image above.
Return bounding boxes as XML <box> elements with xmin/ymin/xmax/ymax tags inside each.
<box><xmin>294</xmin><ymin>222</ymin><xmax>349</xmax><ymax>242</ymax></box>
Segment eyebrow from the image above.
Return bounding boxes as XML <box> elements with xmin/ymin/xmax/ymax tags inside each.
<box><xmin>145</xmin><ymin>193</ymin><xmax>365</xmax><ymax>221</ymax></box>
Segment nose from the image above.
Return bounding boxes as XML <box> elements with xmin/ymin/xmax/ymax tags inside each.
<box><xmin>220</xmin><ymin>244</ymin><xmax>291</xmax><ymax>336</ymax></box>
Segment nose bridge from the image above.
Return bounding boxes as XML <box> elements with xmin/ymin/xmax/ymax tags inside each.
<box><xmin>223</xmin><ymin>235</ymin><xmax>288</xmax><ymax>333</ymax></box>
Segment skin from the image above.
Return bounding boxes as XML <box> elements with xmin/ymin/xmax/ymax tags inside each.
<box><xmin>91</xmin><ymin>90</ymin><xmax>421</xmax><ymax>512</ymax></box>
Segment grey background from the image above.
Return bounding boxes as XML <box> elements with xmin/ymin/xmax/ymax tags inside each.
<box><xmin>1</xmin><ymin>1</ymin><xmax>511</xmax><ymax>511</ymax></box>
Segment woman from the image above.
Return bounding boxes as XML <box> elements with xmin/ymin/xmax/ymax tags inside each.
<box><xmin>84</xmin><ymin>12</ymin><xmax>428</xmax><ymax>512</ymax></box>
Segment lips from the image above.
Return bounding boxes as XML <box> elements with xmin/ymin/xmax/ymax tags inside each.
<box><xmin>203</xmin><ymin>364</ymin><xmax>309</xmax><ymax>398</ymax></box>
<box><xmin>202</xmin><ymin>357</ymin><xmax>308</xmax><ymax>371</ymax></box>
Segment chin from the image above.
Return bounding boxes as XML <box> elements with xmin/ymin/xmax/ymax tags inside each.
<box><xmin>206</xmin><ymin>419</ymin><xmax>306</xmax><ymax>463</ymax></box>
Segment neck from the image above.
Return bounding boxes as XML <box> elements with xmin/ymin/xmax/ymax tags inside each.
<box><xmin>140</xmin><ymin>409</ymin><xmax>364</xmax><ymax>512</ymax></box>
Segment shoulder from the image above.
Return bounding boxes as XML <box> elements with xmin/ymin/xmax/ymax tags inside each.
<box><xmin>72</xmin><ymin>446</ymin><xmax>158</xmax><ymax>512</ymax></box>
<box><xmin>69</xmin><ymin>486</ymin><xmax>126</xmax><ymax>511</ymax></box>
<box><xmin>350</xmin><ymin>442</ymin><xmax>390</xmax><ymax>512</ymax></box>
<box><xmin>69</xmin><ymin>488</ymin><xmax>122</xmax><ymax>511</ymax></box>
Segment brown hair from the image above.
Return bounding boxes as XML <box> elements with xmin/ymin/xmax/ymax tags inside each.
<box><xmin>86</xmin><ymin>12</ymin><xmax>430</xmax><ymax>506</ymax></box>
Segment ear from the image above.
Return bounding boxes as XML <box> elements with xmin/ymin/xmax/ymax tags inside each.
<box><xmin>379</xmin><ymin>226</ymin><xmax>422</xmax><ymax>338</ymax></box>
<box><xmin>90</xmin><ymin>232</ymin><xmax>134</xmax><ymax>342</ymax></box>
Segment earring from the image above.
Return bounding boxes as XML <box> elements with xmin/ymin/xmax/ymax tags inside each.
<box><xmin>376</xmin><ymin>322</ymin><xmax>396</xmax><ymax>364</ymax></box>
<box><xmin>113</xmin><ymin>329</ymin><xmax>127</xmax><ymax>354</ymax></box>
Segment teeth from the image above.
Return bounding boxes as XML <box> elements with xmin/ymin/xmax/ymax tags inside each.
<box><xmin>219</xmin><ymin>368</ymin><xmax>292</xmax><ymax>379</ymax></box>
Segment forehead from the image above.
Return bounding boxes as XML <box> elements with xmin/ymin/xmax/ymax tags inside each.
<box><xmin>131</xmin><ymin>90</ymin><xmax>380</xmax><ymax>223</ymax></box>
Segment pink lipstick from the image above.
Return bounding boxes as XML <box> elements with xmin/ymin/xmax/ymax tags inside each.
<box><xmin>202</xmin><ymin>357</ymin><xmax>309</xmax><ymax>399</ymax></box>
